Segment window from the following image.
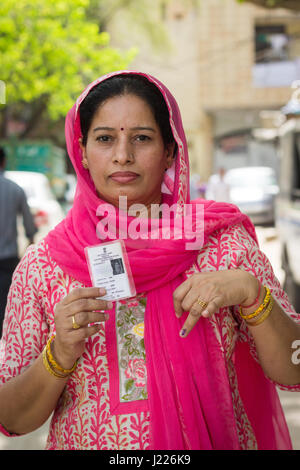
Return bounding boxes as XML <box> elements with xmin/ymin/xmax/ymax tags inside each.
<box><xmin>253</xmin><ymin>21</ymin><xmax>300</xmax><ymax>87</ymax></box>
<box><xmin>255</xmin><ymin>25</ymin><xmax>289</xmax><ymax>63</ymax></box>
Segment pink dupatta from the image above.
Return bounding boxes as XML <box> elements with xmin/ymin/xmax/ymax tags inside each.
<box><xmin>46</xmin><ymin>71</ymin><xmax>292</xmax><ymax>449</ymax></box>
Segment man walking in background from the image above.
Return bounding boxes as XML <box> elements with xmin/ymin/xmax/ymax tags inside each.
<box><xmin>205</xmin><ymin>167</ymin><xmax>231</xmax><ymax>203</ymax></box>
<box><xmin>0</xmin><ymin>147</ymin><xmax>37</xmax><ymax>337</ymax></box>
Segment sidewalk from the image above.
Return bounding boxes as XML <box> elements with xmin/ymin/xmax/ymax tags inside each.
<box><xmin>278</xmin><ymin>389</ymin><xmax>300</xmax><ymax>449</ymax></box>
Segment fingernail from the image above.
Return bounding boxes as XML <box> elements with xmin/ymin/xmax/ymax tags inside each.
<box><xmin>179</xmin><ymin>328</ymin><xmax>186</xmax><ymax>337</ymax></box>
<box><xmin>107</xmin><ymin>301</ymin><xmax>113</xmax><ymax>309</ymax></box>
<box><xmin>99</xmin><ymin>288</ymin><xmax>106</xmax><ymax>296</ymax></box>
<box><xmin>202</xmin><ymin>309</ymin><xmax>209</xmax><ymax>317</ymax></box>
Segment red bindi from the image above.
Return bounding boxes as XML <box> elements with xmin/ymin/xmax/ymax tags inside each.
<box><xmin>120</xmin><ymin>127</ymin><xmax>124</xmax><ymax>131</ymax></box>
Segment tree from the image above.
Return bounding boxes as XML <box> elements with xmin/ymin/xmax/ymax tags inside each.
<box><xmin>237</xmin><ymin>0</ymin><xmax>300</xmax><ymax>11</ymax></box>
<box><xmin>0</xmin><ymin>0</ymin><xmax>137</xmax><ymax>139</ymax></box>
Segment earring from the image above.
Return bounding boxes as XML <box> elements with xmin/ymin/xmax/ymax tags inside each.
<box><xmin>82</xmin><ymin>159</ymin><xmax>89</xmax><ymax>170</ymax></box>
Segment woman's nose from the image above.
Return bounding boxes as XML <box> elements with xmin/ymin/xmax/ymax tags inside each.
<box><xmin>113</xmin><ymin>138</ymin><xmax>134</xmax><ymax>165</ymax></box>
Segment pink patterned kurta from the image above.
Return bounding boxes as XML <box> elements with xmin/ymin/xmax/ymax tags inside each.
<box><xmin>0</xmin><ymin>222</ymin><xmax>299</xmax><ymax>449</ymax></box>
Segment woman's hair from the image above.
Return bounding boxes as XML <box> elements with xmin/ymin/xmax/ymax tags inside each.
<box><xmin>79</xmin><ymin>74</ymin><xmax>176</xmax><ymax>151</ymax></box>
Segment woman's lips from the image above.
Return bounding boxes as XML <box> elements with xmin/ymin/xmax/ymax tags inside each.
<box><xmin>110</xmin><ymin>172</ymin><xmax>139</xmax><ymax>183</ymax></box>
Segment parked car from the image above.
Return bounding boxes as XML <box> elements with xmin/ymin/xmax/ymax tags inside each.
<box><xmin>5</xmin><ymin>171</ymin><xmax>65</xmax><ymax>253</ymax></box>
<box><xmin>276</xmin><ymin>118</ymin><xmax>300</xmax><ymax>312</ymax></box>
<box><xmin>2</xmin><ymin>140</ymin><xmax>67</xmax><ymax>199</ymax></box>
<box><xmin>224</xmin><ymin>166</ymin><xmax>279</xmax><ymax>226</ymax></box>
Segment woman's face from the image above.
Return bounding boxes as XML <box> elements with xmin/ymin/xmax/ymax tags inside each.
<box><xmin>79</xmin><ymin>93</ymin><xmax>174</xmax><ymax>211</ymax></box>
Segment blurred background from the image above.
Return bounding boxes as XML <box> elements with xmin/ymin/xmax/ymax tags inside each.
<box><xmin>0</xmin><ymin>0</ymin><xmax>300</xmax><ymax>450</ymax></box>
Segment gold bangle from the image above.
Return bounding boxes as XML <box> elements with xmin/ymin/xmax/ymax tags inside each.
<box><xmin>245</xmin><ymin>295</ymin><xmax>274</xmax><ymax>326</ymax></box>
<box><xmin>42</xmin><ymin>347</ymin><xmax>69</xmax><ymax>379</ymax></box>
<box><xmin>239</xmin><ymin>286</ymin><xmax>271</xmax><ymax>320</ymax></box>
<box><xmin>46</xmin><ymin>335</ymin><xmax>77</xmax><ymax>375</ymax></box>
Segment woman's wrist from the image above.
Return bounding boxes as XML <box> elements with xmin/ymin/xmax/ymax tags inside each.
<box><xmin>52</xmin><ymin>337</ymin><xmax>78</xmax><ymax>371</ymax></box>
<box><xmin>239</xmin><ymin>273</ymin><xmax>264</xmax><ymax>314</ymax></box>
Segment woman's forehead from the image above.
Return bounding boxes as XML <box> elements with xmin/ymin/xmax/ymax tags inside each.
<box><xmin>89</xmin><ymin>94</ymin><xmax>158</xmax><ymax>126</ymax></box>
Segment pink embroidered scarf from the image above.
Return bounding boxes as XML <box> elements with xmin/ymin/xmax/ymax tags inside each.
<box><xmin>46</xmin><ymin>71</ymin><xmax>291</xmax><ymax>449</ymax></box>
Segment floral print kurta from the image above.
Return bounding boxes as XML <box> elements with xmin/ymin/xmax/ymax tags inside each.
<box><xmin>0</xmin><ymin>222</ymin><xmax>299</xmax><ymax>450</ymax></box>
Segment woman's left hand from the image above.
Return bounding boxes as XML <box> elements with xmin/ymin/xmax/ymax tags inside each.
<box><xmin>173</xmin><ymin>269</ymin><xmax>259</xmax><ymax>337</ymax></box>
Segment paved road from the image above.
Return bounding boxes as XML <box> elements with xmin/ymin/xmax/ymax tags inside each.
<box><xmin>0</xmin><ymin>226</ymin><xmax>299</xmax><ymax>450</ymax></box>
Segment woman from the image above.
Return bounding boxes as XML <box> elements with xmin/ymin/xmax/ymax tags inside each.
<box><xmin>0</xmin><ymin>71</ymin><xmax>299</xmax><ymax>450</ymax></box>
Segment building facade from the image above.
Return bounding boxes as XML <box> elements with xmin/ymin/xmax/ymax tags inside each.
<box><xmin>108</xmin><ymin>0</ymin><xmax>300</xmax><ymax>181</ymax></box>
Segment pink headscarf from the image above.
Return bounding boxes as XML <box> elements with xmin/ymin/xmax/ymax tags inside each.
<box><xmin>46</xmin><ymin>71</ymin><xmax>291</xmax><ymax>449</ymax></box>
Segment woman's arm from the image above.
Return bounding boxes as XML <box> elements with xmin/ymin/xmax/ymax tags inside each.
<box><xmin>0</xmin><ymin>286</ymin><xmax>110</xmax><ymax>435</ymax></box>
<box><xmin>172</xmin><ymin>224</ymin><xmax>300</xmax><ymax>386</ymax></box>
<box><xmin>0</xmin><ymin>241</ymin><xmax>111</xmax><ymax>436</ymax></box>
<box><xmin>236</xmin><ymin>274</ymin><xmax>300</xmax><ymax>386</ymax></box>
<box><xmin>0</xmin><ymin>353</ymin><xmax>68</xmax><ymax>434</ymax></box>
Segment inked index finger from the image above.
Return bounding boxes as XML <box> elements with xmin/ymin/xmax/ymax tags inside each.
<box><xmin>180</xmin><ymin>297</ymin><xmax>222</xmax><ymax>338</ymax></box>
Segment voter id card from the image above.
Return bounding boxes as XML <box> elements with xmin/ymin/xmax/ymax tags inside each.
<box><xmin>85</xmin><ymin>241</ymin><xmax>136</xmax><ymax>301</ymax></box>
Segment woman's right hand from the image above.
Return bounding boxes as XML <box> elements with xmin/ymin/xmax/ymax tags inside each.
<box><xmin>53</xmin><ymin>287</ymin><xmax>112</xmax><ymax>369</ymax></box>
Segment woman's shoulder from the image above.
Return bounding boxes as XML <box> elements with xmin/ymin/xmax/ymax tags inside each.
<box><xmin>194</xmin><ymin>221</ymin><xmax>258</xmax><ymax>272</ymax></box>
<box><xmin>16</xmin><ymin>237</ymin><xmax>61</xmax><ymax>283</ymax></box>
<box><xmin>205</xmin><ymin>221</ymin><xmax>257</xmax><ymax>249</ymax></box>
<box><xmin>23</xmin><ymin>236</ymin><xmax>58</xmax><ymax>261</ymax></box>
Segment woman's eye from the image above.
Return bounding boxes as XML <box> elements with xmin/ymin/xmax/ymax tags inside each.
<box><xmin>135</xmin><ymin>135</ymin><xmax>150</xmax><ymax>142</ymax></box>
<box><xmin>96</xmin><ymin>135</ymin><xmax>112</xmax><ymax>142</ymax></box>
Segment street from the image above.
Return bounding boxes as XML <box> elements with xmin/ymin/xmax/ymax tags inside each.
<box><xmin>0</xmin><ymin>226</ymin><xmax>299</xmax><ymax>450</ymax></box>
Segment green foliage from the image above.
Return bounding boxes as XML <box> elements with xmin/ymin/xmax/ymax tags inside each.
<box><xmin>0</xmin><ymin>0</ymin><xmax>137</xmax><ymax>121</ymax></box>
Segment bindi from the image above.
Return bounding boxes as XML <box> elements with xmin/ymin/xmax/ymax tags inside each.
<box><xmin>120</xmin><ymin>127</ymin><xmax>124</xmax><ymax>131</ymax></box>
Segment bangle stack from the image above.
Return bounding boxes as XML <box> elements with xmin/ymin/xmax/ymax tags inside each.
<box><xmin>239</xmin><ymin>285</ymin><xmax>274</xmax><ymax>326</ymax></box>
<box><xmin>42</xmin><ymin>335</ymin><xmax>77</xmax><ymax>379</ymax></box>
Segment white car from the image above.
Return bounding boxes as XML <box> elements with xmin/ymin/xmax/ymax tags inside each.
<box><xmin>224</xmin><ymin>166</ymin><xmax>279</xmax><ymax>226</ymax></box>
<box><xmin>5</xmin><ymin>171</ymin><xmax>65</xmax><ymax>252</ymax></box>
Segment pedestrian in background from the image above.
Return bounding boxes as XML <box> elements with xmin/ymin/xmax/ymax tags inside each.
<box><xmin>190</xmin><ymin>174</ymin><xmax>207</xmax><ymax>200</ymax></box>
<box><xmin>0</xmin><ymin>147</ymin><xmax>37</xmax><ymax>336</ymax></box>
<box><xmin>205</xmin><ymin>167</ymin><xmax>231</xmax><ymax>202</ymax></box>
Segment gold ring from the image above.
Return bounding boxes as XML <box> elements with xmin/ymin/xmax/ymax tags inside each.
<box><xmin>197</xmin><ymin>298</ymin><xmax>208</xmax><ymax>309</ymax></box>
<box><xmin>72</xmin><ymin>315</ymin><xmax>81</xmax><ymax>330</ymax></box>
